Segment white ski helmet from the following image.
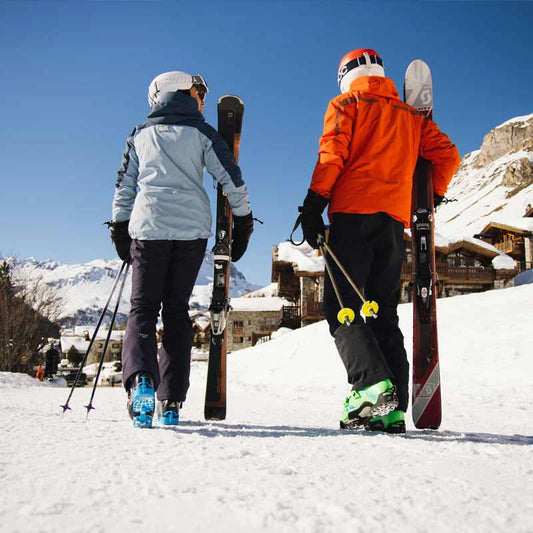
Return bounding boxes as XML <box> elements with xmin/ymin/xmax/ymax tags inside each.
<box><xmin>337</xmin><ymin>49</ymin><xmax>385</xmax><ymax>93</ymax></box>
<box><xmin>147</xmin><ymin>71</ymin><xmax>209</xmax><ymax>106</ymax></box>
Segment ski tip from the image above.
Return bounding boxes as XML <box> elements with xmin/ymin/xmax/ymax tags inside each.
<box><xmin>218</xmin><ymin>94</ymin><xmax>244</xmax><ymax>106</ymax></box>
<box><xmin>407</xmin><ymin>58</ymin><xmax>429</xmax><ymax>68</ymax></box>
<box><xmin>405</xmin><ymin>59</ymin><xmax>432</xmax><ymax>80</ymax></box>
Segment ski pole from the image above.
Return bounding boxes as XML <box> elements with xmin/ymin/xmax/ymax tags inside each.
<box><xmin>317</xmin><ymin>234</ymin><xmax>379</xmax><ymax>321</ymax></box>
<box><xmin>320</xmin><ymin>245</ymin><xmax>355</xmax><ymax>326</ymax></box>
<box><xmin>60</xmin><ymin>259</ymin><xmax>128</xmax><ymax>414</ymax></box>
<box><xmin>85</xmin><ymin>261</ymin><xmax>130</xmax><ymax>417</ymax></box>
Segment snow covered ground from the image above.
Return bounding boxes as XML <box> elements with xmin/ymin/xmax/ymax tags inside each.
<box><xmin>1</xmin><ymin>286</ymin><xmax>532</xmax><ymax>532</ymax></box>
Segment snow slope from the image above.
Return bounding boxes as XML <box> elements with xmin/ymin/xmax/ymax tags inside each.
<box><xmin>1</xmin><ymin>285</ymin><xmax>532</xmax><ymax>532</ymax></box>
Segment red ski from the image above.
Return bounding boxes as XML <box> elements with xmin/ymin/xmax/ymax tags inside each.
<box><xmin>404</xmin><ymin>60</ymin><xmax>442</xmax><ymax>429</ymax></box>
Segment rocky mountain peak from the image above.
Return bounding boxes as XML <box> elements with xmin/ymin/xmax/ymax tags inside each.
<box><xmin>475</xmin><ymin>114</ymin><xmax>533</xmax><ymax>169</ymax></box>
<box><xmin>435</xmin><ymin>113</ymin><xmax>533</xmax><ymax>240</ymax></box>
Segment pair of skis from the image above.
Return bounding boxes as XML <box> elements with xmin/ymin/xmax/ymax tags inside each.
<box><xmin>206</xmin><ymin>65</ymin><xmax>442</xmax><ymax>430</ymax></box>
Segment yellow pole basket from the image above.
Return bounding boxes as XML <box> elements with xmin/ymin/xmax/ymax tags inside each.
<box><xmin>337</xmin><ymin>307</ymin><xmax>356</xmax><ymax>325</ymax></box>
<box><xmin>361</xmin><ymin>300</ymin><xmax>379</xmax><ymax>318</ymax></box>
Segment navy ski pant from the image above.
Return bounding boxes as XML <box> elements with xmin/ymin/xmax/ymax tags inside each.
<box><xmin>324</xmin><ymin>212</ymin><xmax>409</xmax><ymax>412</ymax></box>
<box><xmin>122</xmin><ymin>238</ymin><xmax>207</xmax><ymax>402</ymax></box>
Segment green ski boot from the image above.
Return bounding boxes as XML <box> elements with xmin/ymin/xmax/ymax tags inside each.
<box><xmin>366</xmin><ymin>410</ymin><xmax>406</xmax><ymax>434</ymax></box>
<box><xmin>340</xmin><ymin>379</ymin><xmax>398</xmax><ymax>429</ymax></box>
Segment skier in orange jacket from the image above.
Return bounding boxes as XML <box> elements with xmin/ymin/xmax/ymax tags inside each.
<box><xmin>300</xmin><ymin>49</ymin><xmax>460</xmax><ymax>433</ymax></box>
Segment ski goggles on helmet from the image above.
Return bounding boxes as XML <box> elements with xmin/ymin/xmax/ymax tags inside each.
<box><xmin>191</xmin><ymin>75</ymin><xmax>209</xmax><ymax>101</ymax></box>
<box><xmin>337</xmin><ymin>54</ymin><xmax>383</xmax><ymax>86</ymax></box>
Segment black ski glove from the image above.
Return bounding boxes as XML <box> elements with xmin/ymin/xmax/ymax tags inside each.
<box><xmin>434</xmin><ymin>193</ymin><xmax>444</xmax><ymax>208</ymax></box>
<box><xmin>109</xmin><ymin>220</ymin><xmax>131</xmax><ymax>261</ymax></box>
<box><xmin>301</xmin><ymin>189</ymin><xmax>328</xmax><ymax>249</ymax></box>
<box><xmin>232</xmin><ymin>213</ymin><xmax>254</xmax><ymax>262</ymax></box>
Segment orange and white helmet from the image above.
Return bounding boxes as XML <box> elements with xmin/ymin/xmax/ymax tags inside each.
<box><xmin>337</xmin><ymin>49</ymin><xmax>385</xmax><ymax>93</ymax></box>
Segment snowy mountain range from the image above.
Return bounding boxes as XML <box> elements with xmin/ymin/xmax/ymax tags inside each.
<box><xmin>435</xmin><ymin>113</ymin><xmax>533</xmax><ymax>240</ymax></box>
<box><xmin>5</xmin><ymin>253</ymin><xmax>259</xmax><ymax>325</ymax></box>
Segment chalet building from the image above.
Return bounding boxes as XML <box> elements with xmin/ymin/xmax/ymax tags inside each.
<box><xmin>192</xmin><ymin>315</ymin><xmax>211</xmax><ymax>352</ymax></box>
<box><xmin>474</xmin><ymin>218</ymin><xmax>533</xmax><ymax>272</ymax></box>
<box><xmin>191</xmin><ymin>297</ymin><xmax>293</xmax><ymax>353</ymax></box>
<box><xmin>60</xmin><ymin>327</ymin><xmax>124</xmax><ymax>364</ymax></box>
<box><xmin>227</xmin><ymin>297</ymin><xmax>292</xmax><ymax>352</ymax></box>
<box><xmin>272</xmin><ymin>242</ymin><xmax>325</xmax><ymax>326</ymax></box>
<box><xmin>401</xmin><ymin>236</ymin><xmax>516</xmax><ymax>300</ymax></box>
<box><xmin>272</xmin><ymin>228</ymin><xmax>519</xmax><ymax>328</ymax></box>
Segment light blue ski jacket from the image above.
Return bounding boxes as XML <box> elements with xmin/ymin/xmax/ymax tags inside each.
<box><xmin>112</xmin><ymin>92</ymin><xmax>250</xmax><ymax>241</ymax></box>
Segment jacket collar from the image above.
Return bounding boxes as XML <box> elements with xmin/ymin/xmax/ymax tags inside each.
<box><xmin>348</xmin><ymin>76</ymin><xmax>399</xmax><ymax>99</ymax></box>
<box><xmin>147</xmin><ymin>91</ymin><xmax>204</xmax><ymax>122</ymax></box>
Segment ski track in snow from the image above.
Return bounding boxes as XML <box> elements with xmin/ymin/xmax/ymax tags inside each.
<box><xmin>1</xmin><ymin>286</ymin><xmax>533</xmax><ymax>533</ymax></box>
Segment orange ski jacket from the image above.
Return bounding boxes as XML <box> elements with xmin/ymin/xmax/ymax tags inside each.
<box><xmin>310</xmin><ymin>76</ymin><xmax>461</xmax><ymax>227</ymax></box>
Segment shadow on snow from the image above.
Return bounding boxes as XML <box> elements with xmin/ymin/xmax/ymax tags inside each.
<box><xmin>157</xmin><ymin>420</ymin><xmax>532</xmax><ymax>446</ymax></box>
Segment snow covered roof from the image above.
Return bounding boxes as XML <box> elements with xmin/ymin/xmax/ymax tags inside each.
<box><xmin>242</xmin><ymin>283</ymin><xmax>279</xmax><ymax>298</ymax></box>
<box><xmin>276</xmin><ymin>241</ymin><xmax>324</xmax><ymax>274</ymax></box>
<box><xmin>231</xmin><ymin>296</ymin><xmax>291</xmax><ymax>312</ymax></box>
<box><xmin>480</xmin><ymin>217</ymin><xmax>533</xmax><ymax>235</ymax></box>
<box><xmin>71</xmin><ymin>327</ymin><xmax>124</xmax><ymax>342</ymax></box>
<box><xmin>60</xmin><ymin>337</ymin><xmax>90</xmax><ymax>354</ymax></box>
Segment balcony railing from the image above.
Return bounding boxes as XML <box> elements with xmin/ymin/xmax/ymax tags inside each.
<box><xmin>282</xmin><ymin>306</ymin><xmax>301</xmax><ymax>321</ymax></box>
<box><xmin>495</xmin><ymin>240</ymin><xmax>514</xmax><ymax>254</ymax></box>
<box><xmin>402</xmin><ymin>263</ymin><xmax>495</xmax><ymax>283</ymax></box>
<box><xmin>494</xmin><ymin>239</ymin><xmax>523</xmax><ymax>256</ymax></box>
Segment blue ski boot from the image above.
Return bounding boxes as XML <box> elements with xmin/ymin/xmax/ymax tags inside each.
<box><xmin>156</xmin><ymin>400</ymin><xmax>181</xmax><ymax>425</ymax></box>
<box><xmin>127</xmin><ymin>373</ymin><xmax>155</xmax><ymax>428</ymax></box>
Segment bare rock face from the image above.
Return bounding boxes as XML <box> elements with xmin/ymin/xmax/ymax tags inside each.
<box><xmin>475</xmin><ymin>115</ymin><xmax>533</xmax><ymax>168</ymax></box>
<box><xmin>500</xmin><ymin>157</ymin><xmax>533</xmax><ymax>193</ymax></box>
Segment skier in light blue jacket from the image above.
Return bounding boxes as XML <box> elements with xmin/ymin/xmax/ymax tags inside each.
<box><xmin>110</xmin><ymin>71</ymin><xmax>253</xmax><ymax>428</ymax></box>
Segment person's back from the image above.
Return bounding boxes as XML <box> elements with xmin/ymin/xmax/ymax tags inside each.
<box><xmin>114</xmin><ymin>79</ymin><xmax>248</xmax><ymax>242</ymax></box>
<box><xmin>110</xmin><ymin>71</ymin><xmax>254</xmax><ymax>428</ymax></box>
<box><xmin>310</xmin><ymin>50</ymin><xmax>459</xmax><ymax>227</ymax></box>
<box><xmin>300</xmin><ymin>49</ymin><xmax>460</xmax><ymax>433</ymax></box>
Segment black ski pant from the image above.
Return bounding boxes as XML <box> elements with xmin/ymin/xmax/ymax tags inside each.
<box><xmin>324</xmin><ymin>212</ymin><xmax>409</xmax><ymax>412</ymax></box>
<box><xmin>122</xmin><ymin>238</ymin><xmax>207</xmax><ymax>402</ymax></box>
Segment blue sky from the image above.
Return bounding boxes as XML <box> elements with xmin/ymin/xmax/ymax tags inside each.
<box><xmin>1</xmin><ymin>1</ymin><xmax>532</xmax><ymax>287</ymax></box>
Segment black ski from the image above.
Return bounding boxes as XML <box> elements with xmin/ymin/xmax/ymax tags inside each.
<box><xmin>204</xmin><ymin>95</ymin><xmax>244</xmax><ymax>420</ymax></box>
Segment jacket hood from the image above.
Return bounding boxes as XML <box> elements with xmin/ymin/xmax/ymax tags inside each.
<box><xmin>348</xmin><ymin>76</ymin><xmax>399</xmax><ymax>99</ymax></box>
<box><xmin>147</xmin><ymin>91</ymin><xmax>204</xmax><ymax>122</ymax></box>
